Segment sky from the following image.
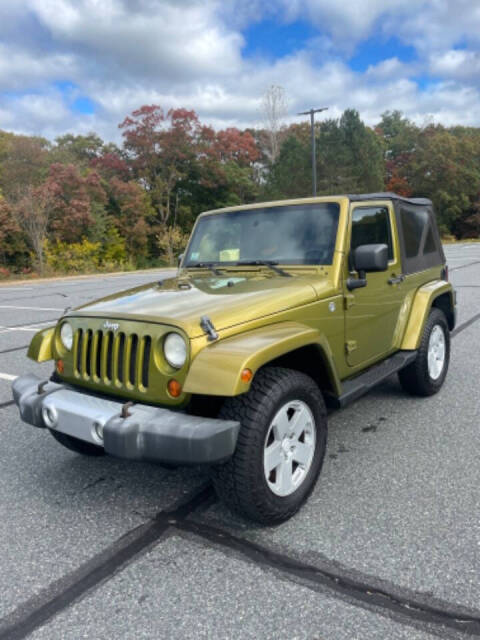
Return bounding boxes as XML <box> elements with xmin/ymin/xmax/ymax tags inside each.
<box><xmin>1</xmin><ymin>0</ymin><xmax>480</xmax><ymax>142</ymax></box>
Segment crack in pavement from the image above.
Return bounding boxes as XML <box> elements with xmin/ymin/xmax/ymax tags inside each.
<box><xmin>1</xmin><ymin>303</ymin><xmax>480</xmax><ymax>638</ymax></box>
<box><xmin>450</xmin><ymin>260</ymin><xmax>480</xmax><ymax>272</ymax></box>
<box><xmin>177</xmin><ymin>518</ymin><xmax>480</xmax><ymax>638</ymax></box>
<box><xmin>2</xmin><ymin>479</ymin><xmax>476</xmax><ymax>640</ymax></box>
<box><xmin>0</xmin><ymin>483</ymin><xmax>215</xmax><ymax>640</ymax></box>
<box><xmin>0</xmin><ymin>318</ymin><xmax>58</xmax><ymax>330</ymax></box>
<box><xmin>452</xmin><ymin>311</ymin><xmax>480</xmax><ymax>337</ymax></box>
<box><xmin>0</xmin><ymin>345</ymin><xmax>29</xmax><ymax>355</ymax></box>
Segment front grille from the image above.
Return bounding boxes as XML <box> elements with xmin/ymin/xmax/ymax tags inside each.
<box><xmin>74</xmin><ymin>328</ymin><xmax>152</xmax><ymax>390</ymax></box>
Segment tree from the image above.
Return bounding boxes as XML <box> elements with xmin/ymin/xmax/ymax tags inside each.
<box><xmin>107</xmin><ymin>177</ymin><xmax>154</xmax><ymax>260</ymax></box>
<box><xmin>261</xmin><ymin>85</ymin><xmax>288</xmax><ymax>164</ymax></box>
<box><xmin>376</xmin><ymin>111</ymin><xmax>419</xmax><ymax>196</ymax></box>
<box><xmin>0</xmin><ymin>133</ymin><xmax>50</xmax><ymax>200</ymax></box>
<box><xmin>46</xmin><ymin>164</ymin><xmax>106</xmax><ymax>243</ymax></box>
<box><xmin>264</xmin><ymin>110</ymin><xmax>384</xmax><ymax>199</ymax></box>
<box><xmin>407</xmin><ymin>125</ymin><xmax>480</xmax><ymax>234</ymax></box>
<box><xmin>157</xmin><ymin>225</ymin><xmax>189</xmax><ymax>266</ymax></box>
<box><xmin>335</xmin><ymin>109</ymin><xmax>384</xmax><ymax>192</ymax></box>
<box><xmin>119</xmin><ymin>105</ymin><xmax>201</xmax><ymax>227</ymax></box>
<box><xmin>194</xmin><ymin>126</ymin><xmax>260</xmax><ymax>209</ymax></box>
<box><xmin>12</xmin><ymin>184</ymin><xmax>54</xmax><ymax>273</ymax></box>
<box><xmin>263</xmin><ymin>135</ymin><xmax>311</xmax><ymax>199</ymax></box>
<box><xmin>52</xmin><ymin>133</ymin><xmax>105</xmax><ymax>166</ymax></box>
<box><xmin>119</xmin><ymin>105</ymin><xmax>260</xmax><ymax>237</ymax></box>
<box><xmin>0</xmin><ymin>198</ymin><xmax>26</xmax><ymax>268</ymax></box>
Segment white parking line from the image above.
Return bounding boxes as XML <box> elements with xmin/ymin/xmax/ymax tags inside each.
<box><xmin>0</xmin><ymin>372</ymin><xmax>17</xmax><ymax>381</ymax></box>
<box><xmin>0</xmin><ymin>305</ymin><xmax>63</xmax><ymax>311</ymax></box>
<box><xmin>0</xmin><ymin>320</ymin><xmax>55</xmax><ymax>334</ymax></box>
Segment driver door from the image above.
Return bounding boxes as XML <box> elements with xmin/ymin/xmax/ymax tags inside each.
<box><xmin>345</xmin><ymin>203</ymin><xmax>405</xmax><ymax>368</ymax></box>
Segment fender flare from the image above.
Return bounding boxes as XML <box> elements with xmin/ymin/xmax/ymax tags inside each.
<box><xmin>183</xmin><ymin>321</ymin><xmax>341</xmax><ymax>397</ymax></box>
<box><xmin>401</xmin><ymin>281</ymin><xmax>455</xmax><ymax>350</ymax></box>
<box><xmin>27</xmin><ymin>327</ymin><xmax>55</xmax><ymax>362</ymax></box>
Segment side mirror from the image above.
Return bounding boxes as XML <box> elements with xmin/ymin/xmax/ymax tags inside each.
<box><xmin>353</xmin><ymin>244</ymin><xmax>388</xmax><ymax>273</ymax></box>
<box><xmin>347</xmin><ymin>244</ymin><xmax>388</xmax><ymax>290</ymax></box>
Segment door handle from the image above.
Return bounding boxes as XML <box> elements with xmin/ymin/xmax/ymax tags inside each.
<box><xmin>388</xmin><ymin>274</ymin><xmax>405</xmax><ymax>285</ymax></box>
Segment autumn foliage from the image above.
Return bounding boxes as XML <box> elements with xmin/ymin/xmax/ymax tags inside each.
<box><xmin>0</xmin><ymin>105</ymin><xmax>479</xmax><ymax>277</ymax></box>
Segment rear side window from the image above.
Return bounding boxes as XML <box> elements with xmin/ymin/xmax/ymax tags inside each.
<box><xmin>400</xmin><ymin>207</ymin><xmax>429</xmax><ymax>258</ymax></box>
<box><xmin>396</xmin><ymin>205</ymin><xmax>443</xmax><ymax>273</ymax></box>
<box><xmin>351</xmin><ymin>207</ymin><xmax>393</xmax><ymax>260</ymax></box>
<box><xmin>423</xmin><ymin>226</ymin><xmax>437</xmax><ymax>254</ymax></box>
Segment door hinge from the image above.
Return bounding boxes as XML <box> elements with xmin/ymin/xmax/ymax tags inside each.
<box><xmin>344</xmin><ymin>294</ymin><xmax>355</xmax><ymax>309</ymax></box>
<box><xmin>345</xmin><ymin>340</ymin><xmax>358</xmax><ymax>355</ymax></box>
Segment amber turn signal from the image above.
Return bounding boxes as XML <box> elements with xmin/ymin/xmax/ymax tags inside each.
<box><xmin>241</xmin><ymin>368</ymin><xmax>253</xmax><ymax>383</ymax></box>
<box><xmin>56</xmin><ymin>359</ymin><xmax>64</xmax><ymax>374</ymax></box>
<box><xmin>167</xmin><ymin>379</ymin><xmax>182</xmax><ymax>397</ymax></box>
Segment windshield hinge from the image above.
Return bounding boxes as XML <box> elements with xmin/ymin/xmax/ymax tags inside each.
<box><xmin>345</xmin><ymin>340</ymin><xmax>357</xmax><ymax>355</ymax></box>
<box><xmin>200</xmin><ymin>315</ymin><xmax>218</xmax><ymax>342</ymax></box>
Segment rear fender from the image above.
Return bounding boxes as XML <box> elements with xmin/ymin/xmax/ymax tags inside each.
<box><xmin>401</xmin><ymin>281</ymin><xmax>455</xmax><ymax>350</ymax></box>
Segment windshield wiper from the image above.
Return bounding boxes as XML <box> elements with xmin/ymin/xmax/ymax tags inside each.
<box><xmin>187</xmin><ymin>262</ymin><xmax>223</xmax><ymax>276</ymax></box>
<box><xmin>234</xmin><ymin>260</ymin><xmax>291</xmax><ymax>277</ymax></box>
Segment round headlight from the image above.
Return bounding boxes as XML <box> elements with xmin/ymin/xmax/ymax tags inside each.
<box><xmin>60</xmin><ymin>322</ymin><xmax>73</xmax><ymax>351</ymax></box>
<box><xmin>164</xmin><ymin>333</ymin><xmax>187</xmax><ymax>369</ymax></box>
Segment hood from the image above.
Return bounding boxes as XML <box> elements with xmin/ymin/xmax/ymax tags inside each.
<box><xmin>71</xmin><ymin>272</ymin><xmax>333</xmax><ymax>338</ymax></box>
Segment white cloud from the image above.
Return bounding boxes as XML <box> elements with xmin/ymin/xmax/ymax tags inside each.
<box><xmin>0</xmin><ymin>45</ymin><xmax>77</xmax><ymax>91</ymax></box>
<box><xmin>3</xmin><ymin>0</ymin><xmax>480</xmax><ymax>142</ymax></box>
<box><xmin>429</xmin><ymin>49</ymin><xmax>480</xmax><ymax>81</ymax></box>
<box><xmin>29</xmin><ymin>0</ymin><xmax>244</xmax><ymax>82</ymax></box>
<box><xmin>1</xmin><ymin>90</ymin><xmax>79</xmax><ymax>138</ymax></box>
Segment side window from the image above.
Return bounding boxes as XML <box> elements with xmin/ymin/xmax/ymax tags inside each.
<box><xmin>399</xmin><ymin>207</ymin><xmax>429</xmax><ymax>258</ymax></box>
<box><xmin>423</xmin><ymin>225</ymin><xmax>437</xmax><ymax>254</ymax></box>
<box><xmin>351</xmin><ymin>207</ymin><xmax>394</xmax><ymax>260</ymax></box>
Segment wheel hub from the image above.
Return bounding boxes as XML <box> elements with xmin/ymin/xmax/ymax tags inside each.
<box><xmin>427</xmin><ymin>324</ymin><xmax>446</xmax><ymax>381</ymax></box>
<box><xmin>263</xmin><ymin>400</ymin><xmax>316</xmax><ymax>497</ymax></box>
<box><xmin>281</xmin><ymin>437</ymin><xmax>294</xmax><ymax>457</ymax></box>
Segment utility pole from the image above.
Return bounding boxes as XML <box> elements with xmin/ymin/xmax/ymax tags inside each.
<box><xmin>297</xmin><ymin>107</ymin><xmax>328</xmax><ymax>197</ymax></box>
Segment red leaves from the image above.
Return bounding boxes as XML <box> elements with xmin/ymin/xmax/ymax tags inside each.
<box><xmin>90</xmin><ymin>152</ymin><xmax>130</xmax><ymax>180</ymax></box>
<box><xmin>46</xmin><ymin>164</ymin><xmax>106</xmax><ymax>243</ymax></box>
<box><xmin>213</xmin><ymin>128</ymin><xmax>259</xmax><ymax>166</ymax></box>
<box><xmin>385</xmin><ymin>172</ymin><xmax>413</xmax><ymax>197</ymax></box>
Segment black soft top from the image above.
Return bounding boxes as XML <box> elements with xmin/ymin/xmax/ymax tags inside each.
<box><xmin>348</xmin><ymin>192</ymin><xmax>432</xmax><ymax>206</ymax></box>
<box><xmin>348</xmin><ymin>192</ymin><xmax>444</xmax><ymax>273</ymax></box>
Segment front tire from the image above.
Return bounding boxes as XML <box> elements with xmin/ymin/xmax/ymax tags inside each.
<box><xmin>211</xmin><ymin>367</ymin><xmax>327</xmax><ymax>524</ymax></box>
<box><xmin>49</xmin><ymin>429</ymin><xmax>105</xmax><ymax>456</ymax></box>
<box><xmin>398</xmin><ymin>308</ymin><xmax>450</xmax><ymax>396</ymax></box>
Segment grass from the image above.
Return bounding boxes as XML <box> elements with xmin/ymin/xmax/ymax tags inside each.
<box><xmin>441</xmin><ymin>237</ymin><xmax>480</xmax><ymax>244</ymax></box>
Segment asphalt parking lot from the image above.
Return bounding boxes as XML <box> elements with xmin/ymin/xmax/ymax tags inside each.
<box><xmin>0</xmin><ymin>247</ymin><xmax>479</xmax><ymax>640</ymax></box>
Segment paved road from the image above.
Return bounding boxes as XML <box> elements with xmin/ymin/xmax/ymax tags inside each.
<box><xmin>0</xmin><ymin>249</ymin><xmax>479</xmax><ymax>640</ymax></box>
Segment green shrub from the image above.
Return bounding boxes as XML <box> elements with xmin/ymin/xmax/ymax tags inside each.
<box><xmin>45</xmin><ymin>238</ymin><xmax>102</xmax><ymax>273</ymax></box>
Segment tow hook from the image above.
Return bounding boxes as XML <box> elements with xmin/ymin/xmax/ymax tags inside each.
<box><xmin>37</xmin><ymin>380</ymin><xmax>49</xmax><ymax>395</ymax></box>
<box><xmin>121</xmin><ymin>401</ymin><xmax>134</xmax><ymax>418</ymax></box>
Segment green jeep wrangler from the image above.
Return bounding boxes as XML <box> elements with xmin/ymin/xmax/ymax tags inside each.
<box><xmin>13</xmin><ymin>193</ymin><xmax>456</xmax><ymax>524</ymax></box>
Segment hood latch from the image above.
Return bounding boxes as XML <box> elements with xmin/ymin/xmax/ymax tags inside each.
<box><xmin>200</xmin><ymin>315</ymin><xmax>218</xmax><ymax>342</ymax></box>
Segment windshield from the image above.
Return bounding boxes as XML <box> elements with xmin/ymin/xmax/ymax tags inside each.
<box><xmin>184</xmin><ymin>203</ymin><xmax>340</xmax><ymax>267</ymax></box>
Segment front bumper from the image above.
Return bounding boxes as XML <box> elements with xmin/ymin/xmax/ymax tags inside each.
<box><xmin>12</xmin><ymin>374</ymin><xmax>240</xmax><ymax>465</ymax></box>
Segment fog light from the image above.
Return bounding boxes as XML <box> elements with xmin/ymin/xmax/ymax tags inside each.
<box><xmin>167</xmin><ymin>379</ymin><xmax>182</xmax><ymax>397</ymax></box>
<box><xmin>42</xmin><ymin>404</ymin><xmax>58</xmax><ymax>428</ymax></box>
<box><xmin>93</xmin><ymin>420</ymin><xmax>104</xmax><ymax>441</ymax></box>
